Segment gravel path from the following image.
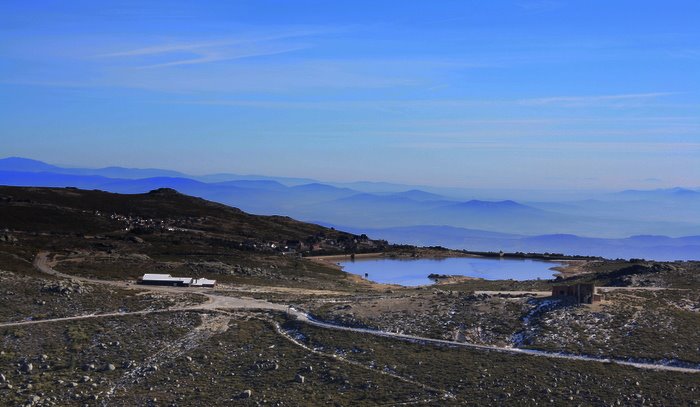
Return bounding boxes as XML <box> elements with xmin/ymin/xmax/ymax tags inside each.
<box><xmin>18</xmin><ymin>252</ymin><xmax>700</xmax><ymax>374</ymax></box>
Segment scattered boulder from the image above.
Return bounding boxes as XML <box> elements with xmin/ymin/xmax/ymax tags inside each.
<box><xmin>127</xmin><ymin>235</ymin><xmax>145</xmax><ymax>244</ymax></box>
<box><xmin>41</xmin><ymin>281</ymin><xmax>89</xmax><ymax>296</ymax></box>
<box><xmin>295</xmin><ymin>374</ymin><xmax>305</xmax><ymax>384</ymax></box>
<box><xmin>253</xmin><ymin>359</ymin><xmax>279</xmax><ymax>371</ymax></box>
<box><xmin>240</xmin><ymin>389</ymin><xmax>252</xmax><ymax>399</ymax></box>
<box><xmin>0</xmin><ymin>234</ymin><xmax>18</xmax><ymax>243</ymax></box>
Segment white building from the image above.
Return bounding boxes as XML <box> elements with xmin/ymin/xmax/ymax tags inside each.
<box><xmin>191</xmin><ymin>278</ymin><xmax>217</xmax><ymax>287</ymax></box>
<box><xmin>137</xmin><ymin>273</ymin><xmax>216</xmax><ymax>287</ymax></box>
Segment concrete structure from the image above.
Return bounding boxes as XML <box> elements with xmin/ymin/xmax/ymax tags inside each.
<box><xmin>551</xmin><ymin>283</ymin><xmax>601</xmax><ymax>304</ymax></box>
<box><xmin>191</xmin><ymin>278</ymin><xmax>217</xmax><ymax>287</ymax></box>
<box><xmin>137</xmin><ymin>273</ymin><xmax>216</xmax><ymax>288</ymax></box>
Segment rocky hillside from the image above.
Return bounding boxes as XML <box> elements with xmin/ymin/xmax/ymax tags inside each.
<box><xmin>0</xmin><ymin>186</ymin><xmax>385</xmax><ymax>252</ymax></box>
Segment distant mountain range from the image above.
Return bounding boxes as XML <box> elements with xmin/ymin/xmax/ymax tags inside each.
<box><xmin>1</xmin><ymin>157</ymin><xmax>699</xmax><ymax>260</ymax></box>
<box><xmin>321</xmin><ymin>224</ymin><xmax>700</xmax><ymax>261</ymax></box>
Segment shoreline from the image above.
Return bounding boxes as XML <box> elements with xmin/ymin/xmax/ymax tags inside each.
<box><xmin>550</xmin><ymin>260</ymin><xmax>595</xmax><ymax>279</ymax></box>
<box><xmin>306</xmin><ymin>252</ymin><xmax>385</xmax><ymax>271</ymax></box>
<box><xmin>305</xmin><ymin>253</ymin><xmax>403</xmax><ymax>290</ymax></box>
<box><xmin>308</xmin><ymin>253</ymin><xmax>593</xmax><ymax>286</ymax></box>
<box><xmin>307</xmin><ymin>252</ymin><xmax>385</xmax><ymax>263</ymax></box>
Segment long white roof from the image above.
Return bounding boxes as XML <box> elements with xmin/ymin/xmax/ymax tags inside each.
<box><xmin>141</xmin><ymin>274</ymin><xmax>192</xmax><ymax>283</ymax></box>
<box><xmin>142</xmin><ymin>273</ymin><xmax>171</xmax><ymax>279</ymax></box>
<box><xmin>191</xmin><ymin>278</ymin><xmax>217</xmax><ymax>286</ymax></box>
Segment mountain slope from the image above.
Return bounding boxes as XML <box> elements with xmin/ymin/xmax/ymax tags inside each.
<box><xmin>0</xmin><ymin>157</ymin><xmax>186</xmax><ymax>179</ymax></box>
<box><xmin>0</xmin><ymin>186</ymin><xmax>366</xmax><ymax>245</ymax></box>
<box><xmin>2</xmin><ymin>157</ymin><xmax>700</xmax><ymax>239</ymax></box>
<box><xmin>0</xmin><ymin>157</ymin><xmax>60</xmax><ymax>172</ymax></box>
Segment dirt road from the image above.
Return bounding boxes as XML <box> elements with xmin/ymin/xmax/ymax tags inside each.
<box><xmin>292</xmin><ymin>313</ymin><xmax>700</xmax><ymax>373</ymax></box>
<box><xmin>20</xmin><ymin>252</ymin><xmax>700</xmax><ymax>374</ymax></box>
<box><xmin>34</xmin><ymin>252</ymin><xmax>287</xmax><ymax>309</ymax></box>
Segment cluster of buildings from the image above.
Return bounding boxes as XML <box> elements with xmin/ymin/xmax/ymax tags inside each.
<box><xmin>100</xmin><ymin>210</ymin><xmax>384</xmax><ymax>257</ymax></box>
<box><xmin>108</xmin><ymin>213</ymin><xmax>200</xmax><ymax>233</ymax></box>
<box><xmin>247</xmin><ymin>235</ymin><xmax>384</xmax><ymax>255</ymax></box>
<box><xmin>137</xmin><ymin>273</ymin><xmax>216</xmax><ymax>287</ymax></box>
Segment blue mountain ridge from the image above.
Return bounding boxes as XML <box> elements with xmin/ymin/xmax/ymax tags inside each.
<box><xmin>1</xmin><ymin>157</ymin><xmax>699</xmax><ymax>260</ymax></box>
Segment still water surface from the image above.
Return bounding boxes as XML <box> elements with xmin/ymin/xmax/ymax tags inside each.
<box><xmin>339</xmin><ymin>257</ymin><xmax>562</xmax><ymax>286</ymax></box>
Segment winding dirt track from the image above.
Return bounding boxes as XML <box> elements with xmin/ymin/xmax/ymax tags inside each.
<box><xmin>31</xmin><ymin>252</ymin><xmax>289</xmax><ymax>311</ymax></box>
<box><xmin>5</xmin><ymin>252</ymin><xmax>697</xmax><ymax>374</ymax></box>
<box><xmin>294</xmin><ymin>315</ymin><xmax>700</xmax><ymax>373</ymax></box>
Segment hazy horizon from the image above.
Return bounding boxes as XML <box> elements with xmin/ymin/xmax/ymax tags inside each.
<box><xmin>3</xmin><ymin>156</ymin><xmax>700</xmax><ymax>253</ymax></box>
<box><xmin>2</xmin><ymin>1</ymin><xmax>699</xmax><ymax>190</ymax></box>
<box><xmin>3</xmin><ymin>155</ymin><xmax>698</xmax><ymax>196</ymax></box>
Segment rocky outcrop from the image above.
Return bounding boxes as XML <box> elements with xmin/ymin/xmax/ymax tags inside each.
<box><xmin>41</xmin><ymin>281</ymin><xmax>89</xmax><ymax>296</ymax></box>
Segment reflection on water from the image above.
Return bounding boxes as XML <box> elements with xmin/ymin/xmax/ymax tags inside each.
<box><xmin>339</xmin><ymin>257</ymin><xmax>561</xmax><ymax>286</ymax></box>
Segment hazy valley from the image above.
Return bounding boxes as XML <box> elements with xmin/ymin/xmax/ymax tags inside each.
<box><xmin>2</xmin><ymin>157</ymin><xmax>699</xmax><ymax>261</ymax></box>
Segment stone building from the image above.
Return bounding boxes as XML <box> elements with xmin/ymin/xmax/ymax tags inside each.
<box><xmin>551</xmin><ymin>283</ymin><xmax>601</xmax><ymax>304</ymax></box>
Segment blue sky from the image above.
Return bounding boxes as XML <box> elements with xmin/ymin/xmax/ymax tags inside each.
<box><xmin>1</xmin><ymin>0</ymin><xmax>699</xmax><ymax>189</ymax></box>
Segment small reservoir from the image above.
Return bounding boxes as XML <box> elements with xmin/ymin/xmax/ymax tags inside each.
<box><xmin>339</xmin><ymin>257</ymin><xmax>562</xmax><ymax>286</ymax></box>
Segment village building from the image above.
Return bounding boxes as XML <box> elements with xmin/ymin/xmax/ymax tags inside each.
<box><xmin>137</xmin><ymin>273</ymin><xmax>216</xmax><ymax>287</ymax></box>
<box><xmin>551</xmin><ymin>283</ymin><xmax>601</xmax><ymax>304</ymax></box>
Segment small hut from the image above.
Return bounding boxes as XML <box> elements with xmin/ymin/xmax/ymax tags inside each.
<box><xmin>551</xmin><ymin>283</ymin><xmax>601</xmax><ymax>304</ymax></box>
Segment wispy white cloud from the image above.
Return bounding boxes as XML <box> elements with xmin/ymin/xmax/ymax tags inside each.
<box><xmin>0</xmin><ymin>60</ymin><xmax>420</xmax><ymax>92</ymax></box>
<box><xmin>169</xmin><ymin>92</ymin><xmax>680</xmax><ymax>110</ymax></box>
<box><xmin>395</xmin><ymin>140</ymin><xmax>700</xmax><ymax>153</ymax></box>
<box><xmin>94</xmin><ymin>28</ymin><xmax>329</xmax><ymax>68</ymax></box>
<box><xmin>136</xmin><ymin>45</ymin><xmax>309</xmax><ymax>69</ymax></box>
<box><xmin>517</xmin><ymin>92</ymin><xmax>677</xmax><ymax>107</ymax></box>
<box><xmin>669</xmin><ymin>49</ymin><xmax>700</xmax><ymax>60</ymax></box>
<box><xmin>98</xmin><ymin>39</ymin><xmax>238</xmax><ymax>58</ymax></box>
<box><xmin>97</xmin><ymin>28</ymin><xmax>329</xmax><ymax>57</ymax></box>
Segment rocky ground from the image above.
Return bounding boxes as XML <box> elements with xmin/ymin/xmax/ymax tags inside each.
<box><xmin>283</xmin><ymin>317</ymin><xmax>700</xmax><ymax>406</ymax></box>
<box><xmin>2</xmin><ymin>256</ymin><xmax>700</xmax><ymax>406</ymax></box>
<box><xmin>3</xmin><ymin>308</ymin><xmax>699</xmax><ymax>406</ymax></box>
<box><xmin>2</xmin><ymin>187</ymin><xmax>700</xmax><ymax>405</ymax></box>
<box><xmin>306</xmin><ymin>290</ymin><xmax>530</xmax><ymax>346</ymax></box>
<box><xmin>46</xmin><ymin>246</ymin><xmax>366</xmax><ymax>292</ymax></box>
<box><xmin>306</xmin><ymin>284</ymin><xmax>700</xmax><ymax>365</ymax></box>
<box><xmin>0</xmin><ymin>267</ymin><xmax>206</xmax><ymax>326</ymax></box>
<box><xmin>521</xmin><ymin>289</ymin><xmax>700</xmax><ymax>363</ymax></box>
